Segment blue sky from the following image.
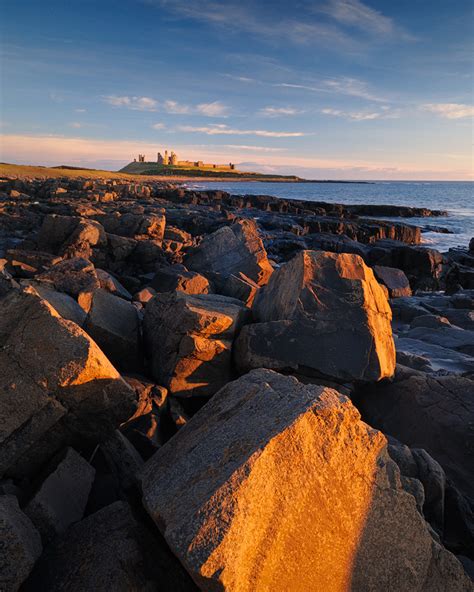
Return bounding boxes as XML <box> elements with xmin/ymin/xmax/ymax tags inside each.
<box><xmin>0</xmin><ymin>0</ymin><xmax>473</xmax><ymax>179</ymax></box>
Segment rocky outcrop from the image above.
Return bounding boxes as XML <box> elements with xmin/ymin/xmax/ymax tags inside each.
<box><xmin>0</xmin><ymin>289</ymin><xmax>136</xmax><ymax>477</ymax></box>
<box><xmin>184</xmin><ymin>219</ymin><xmax>273</xmax><ymax>286</ymax></box>
<box><xmin>141</xmin><ymin>369</ymin><xmax>470</xmax><ymax>591</ymax></box>
<box><xmin>235</xmin><ymin>250</ymin><xmax>395</xmax><ymax>383</ymax></box>
<box><xmin>144</xmin><ymin>292</ymin><xmax>250</xmax><ymax>397</ymax></box>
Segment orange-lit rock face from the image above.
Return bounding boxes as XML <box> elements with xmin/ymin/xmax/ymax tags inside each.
<box><xmin>141</xmin><ymin>370</ymin><xmax>468</xmax><ymax>591</ymax></box>
<box><xmin>0</xmin><ymin>289</ymin><xmax>135</xmax><ymax>476</ymax></box>
<box><xmin>236</xmin><ymin>250</ymin><xmax>395</xmax><ymax>382</ymax></box>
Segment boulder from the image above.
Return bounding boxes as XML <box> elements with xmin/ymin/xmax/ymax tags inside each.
<box><xmin>83</xmin><ymin>289</ymin><xmax>141</xmax><ymax>371</ymax></box>
<box><xmin>0</xmin><ymin>289</ymin><xmax>136</xmax><ymax>477</ymax></box>
<box><xmin>36</xmin><ymin>257</ymin><xmax>100</xmax><ymax>297</ymax></box>
<box><xmin>25</xmin><ymin>447</ymin><xmax>95</xmax><ymax>543</ymax></box>
<box><xmin>185</xmin><ymin>219</ymin><xmax>273</xmax><ymax>286</ymax></box>
<box><xmin>141</xmin><ymin>369</ymin><xmax>470</xmax><ymax>592</ymax></box>
<box><xmin>96</xmin><ymin>268</ymin><xmax>132</xmax><ymax>300</ymax></box>
<box><xmin>355</xmin><ymin>372</ymin><xmax>474</xmax><ymax>501</ymax></box>
<box><xmin>235</xmin><ymin>250</ymin><xmax>395</xmax><ymax>383</ymax></box>
<box><xmin>144</xmin><ymin>292</ymin><xmax>249</xmax><ymax>397</ymax></box>
<box><xmin>373</xmin><ymin>265</ymin><xmax>412</xmax><ymax>298</ymax></box>
<box><xmin>0</xmin><ymin>495</ymin><xmax>42</xmax><ymax>591</ymax></box>
<box><xmin>24</xmin><ymin>501</ymin><xmax>197</xmax><ymax>592</ymax></box>
<box><xmin>151</xmin><ymin>266</ymin><xmax>210</xmax><ymax>295</ymax></box>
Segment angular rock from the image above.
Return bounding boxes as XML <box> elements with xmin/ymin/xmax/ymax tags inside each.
<box><xmin>25</xmin><ymin>282</ymin><xmax>87</xmax><ymax>326</ymax></box>
<box><xmin>0</xmin><ymin>495</ymin><xmax>42</xmax><ymax>592</ymax></box>
<box><xmin>141</xmin><ymin>369</ymin><xmax>470</xmax><ymax>591</ymax></box>
<box><xmin>373</xmin><ymin>265</ymin><xmax>412</xmax><ymax>298</ymax></box>
<box><xmin>144</xmin><ymin>292</ymin><xmax>249</xmax><ymax>397</ymax></box>
<box><xmin>185</xmin><ymin>219</ymin><xmax>273</xmax><ymax>286</ymax></box>
<box><xmin>235</xmin><ymin>250</ymin><xmax>395</xmax><ymax>383</ymax></box>
<box><xmin>0</xmin><ymin>289</ymin><xmax>136</xmax><ymax>476</ymax></box>
<box><xmin>25</xmin><ymin>447</ymin><xmax>95</xmax><ymax>543</ymax></box>
<box><xmin>96</xmin><ymin>268</ymin><xmax>132</xmax><ymax>300</ymax></box>
<box><xmin>24</xmin><ymin>501</ymin><xmax>197</xmax><ymax>592</ymax></box>
<box><xmin>83</xmin><ymin>288</ymin><xmax>141</xmax><ymax>371</ymax></box>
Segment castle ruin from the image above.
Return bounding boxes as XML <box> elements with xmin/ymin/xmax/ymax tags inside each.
<box><xmin>154</xmin><ymin>149</ymin><xmax>235</xmax><ymax>170</ymax></box>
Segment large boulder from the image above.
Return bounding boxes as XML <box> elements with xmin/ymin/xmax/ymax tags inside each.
<box><xmin>354</xmin><ymin>371</ymin><xmax>474</xmax><ymax>501</ymax></box>
<box><xmin>235</xmin><ymin>250</ymin><xmax>395</xmax><ymax>383</ymax></box>
<box><xmin>184</xmin><ymin>219</ymin><xmax>273</xmax><ymax>286</ymax></box>
<box><xmin>0</xmin><ymin>495</ymin><xmax>42</xmax><ymax>591</ymax></box>
<box><xmin>143</xmin><ymin>292</ymin><xmax>249</xmax><ymax>397</ymax></box>
<box><xmin>24</xmin><ymin>501</ymin><xmax>197</xmax><ymax>592</ymax></box>
<box><xmin>0</xmin><ymin>289</ymin><xmax>136</xmax><ymax>477</ymax></box>
<box><xmin>141</xmin><ymin>369</ymin><xmax>470</xmax><ymax>591</ymax></box>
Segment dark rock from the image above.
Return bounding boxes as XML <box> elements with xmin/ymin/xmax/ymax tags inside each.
<box><xmin>373</xmin><ymin>265</ymin><xmax>412</xmax><ymax>298</ymax></box>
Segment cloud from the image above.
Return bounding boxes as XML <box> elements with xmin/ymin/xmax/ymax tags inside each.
<box><xmin>275</xmin><ymin>76</ymin><xmax>386</xmax><ymax>102</ymax></box>
<box><xmin>221</xmin><ymin>145</ymin><xmax>285</xmax><ymax>152</ymax></box>
<box><xmin>320</xmin><ymin>0</ymin><xmax>394</xmax><ymax>35</ymax></box>
<box><xmin>259</xmin><ymin>107</ymin><xmax>302</xmax><ymax>117</ymax></box>
<box><xmin>75</xmin><ymin>108</ymin><xmax>87</xmax><ymax>113</ymax></box>
<box><xmin>422</xmin><ymin>103</ymin><xmax>474</xmax><ymax>120</ymax></box>
<box><xmin>152</xmin><ymin>122</ymin><xmax>166</xmax><ymax>130</ymax></box>
<box><xmin>163</xmin><ymin>100</ymin><xmax>191</xmax><ymax>114</ymax></box>
<box><xmin>196</xmin><ymin>101</ymin><xmax>230</xmax><ymax>117</ymax></box>
<box><xmin>321</xmin><ymin>107</ymin><xmax>400</xmax><ymax>121</ymax></box>
<box><xmin>150</xmin><ymin>0</ymin><xmax>358</xmax><ymax>50</ymax></box>
<box><xmin>1</xmin><ymin>133</ymin><xmax>471</xmax><ymax>180</ymax></box>
<box><xmin>177</xmin><ymin>124</ymin><xmax>308</xmax><ymax>137</ymax></box>
<box><xmin>69</xmin><ymin>122</ymin><xmax>83</xmax><ymax>128</ymax></box>
<box><xmin>103</xmin><ymin>95</ymin><xmax>158</xmax><ymax>111</ymax></box>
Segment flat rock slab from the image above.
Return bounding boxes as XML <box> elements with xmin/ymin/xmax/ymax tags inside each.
<box><xmin>141</xmin><ymin>369</ymin><xmax>469</xmax><ymax>592</ymax></box>
<box><xmin>396</xmin><ymin>337</ymin><xmax>474</xmax><ymax>374</ymax></box>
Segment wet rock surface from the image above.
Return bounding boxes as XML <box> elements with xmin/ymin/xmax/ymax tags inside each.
<box><xmin>0</xmin><ymin>175</ymin><xmax>473</xmax><ymax>589</ymax></box>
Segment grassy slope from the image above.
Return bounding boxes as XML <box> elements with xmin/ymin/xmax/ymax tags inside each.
<box><xmin>0</xmin><ymin>162</ymin><xmax>301</xmax><ymax>182</ymax></box>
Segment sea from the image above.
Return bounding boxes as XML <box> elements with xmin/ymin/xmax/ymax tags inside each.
<box><xmin>186</xmin><ymin>181</ymin><xmax>473</xmax><ymax>252</ymax></box>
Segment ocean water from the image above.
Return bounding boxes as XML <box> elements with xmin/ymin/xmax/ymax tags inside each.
<box><xmin>187</xmin><ymin>181</ymin><xmax>473</xmax><ymax>252</ymax></box>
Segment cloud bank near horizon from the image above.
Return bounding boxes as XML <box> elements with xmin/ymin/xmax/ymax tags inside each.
<box><xmin>1</xmin><ymin>133</ymin><xmax>471</xmax><ymax>181</ymax></box>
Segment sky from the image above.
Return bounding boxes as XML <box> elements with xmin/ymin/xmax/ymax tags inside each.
<box><xmin>0</xmin><ymin>0</ymin><xmax>473</xmax><ymax>180</ymax></box>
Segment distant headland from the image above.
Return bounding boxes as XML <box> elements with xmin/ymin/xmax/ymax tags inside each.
<box><xmin>118</xmin><ymin>151</ymin><xmax>370</xmax><ymax>183</ymax></box>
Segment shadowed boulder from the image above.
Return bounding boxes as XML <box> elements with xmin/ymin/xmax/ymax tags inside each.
<box><xmin>184</xmin><ymin>219</ymin><xmax>273</xmax><ymax>286</ymax></box>
<box><xmin>235</xmin><ymin>250</ymin><xmax>395</xmax><ymax>383</ymax></box>
<box><xmin>141</xmin><ymin>369</ymin><xmax>470</xmax><ymax>591</ymax></box>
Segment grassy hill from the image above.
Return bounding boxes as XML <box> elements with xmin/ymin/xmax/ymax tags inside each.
<box><xmin>119</xmin><ymin>161</ymin><xmax>302</xmax><ymax>181</ymax></box>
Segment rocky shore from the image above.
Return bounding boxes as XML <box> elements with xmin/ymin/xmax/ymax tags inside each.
<box><xmin>0</xmin><ymin>175</ymin><xmax>473</xmax><ymax>591</ymax></box>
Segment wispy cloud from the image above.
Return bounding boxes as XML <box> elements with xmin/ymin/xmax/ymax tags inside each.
<box><xmin>319</xmin><ymin>0</ymin><xmax>394</xmax><ymax>36</ymax></box>
<box><xmin>422</xmin><ymin>103</ymin><xmax>474</xmax><ymax>120</ymax></box>
<box><xmin>222</xmin><ymin>144</ymin><xmax>285</xmax><ymax>152</ymax></box>
<box><xmin>275</xmin><ymin>76</ymin><xmax>386</xmax><ymax>102</ymax></box>
<box><xmin>150</xmin><ymin>0</ymin><xmax>358</xmax><ymax>50</ymax></box>
<box><xmin>152</xmin><ymin>122</ymin><xmax>166</xmax><ymax>130</ymax></box>
<box><xmin>259</xmin><ymin>106</ymin><xmax>303</xmax><ymax>117</ymax></box>
<box><xmin>163</xmin><ymin>99</ymin><xmax>190</xmax><ymax>114</ymax></box>
<box><xmin>74</xmin><ymin>108</ymin><xmax>87</xmax><ymax>113</ymax></box>
<box><xmin>321</xmin><ymin>106</ymin><xmax>400</xmax><ymax>121</ymax></box>
<box><xmin>177</xmin><ymin>124</ymin><xmax>308</xmax><ymax>137</ymax></box>
<box><xmin>103</xmin><ymin>95</ymin><xmax>158</xmax><ymax>111</ymax></box>
<box><xmin>196</xmin><ymin>101</ymin><xmax>230</xmax><ymax>117</ymax></box>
